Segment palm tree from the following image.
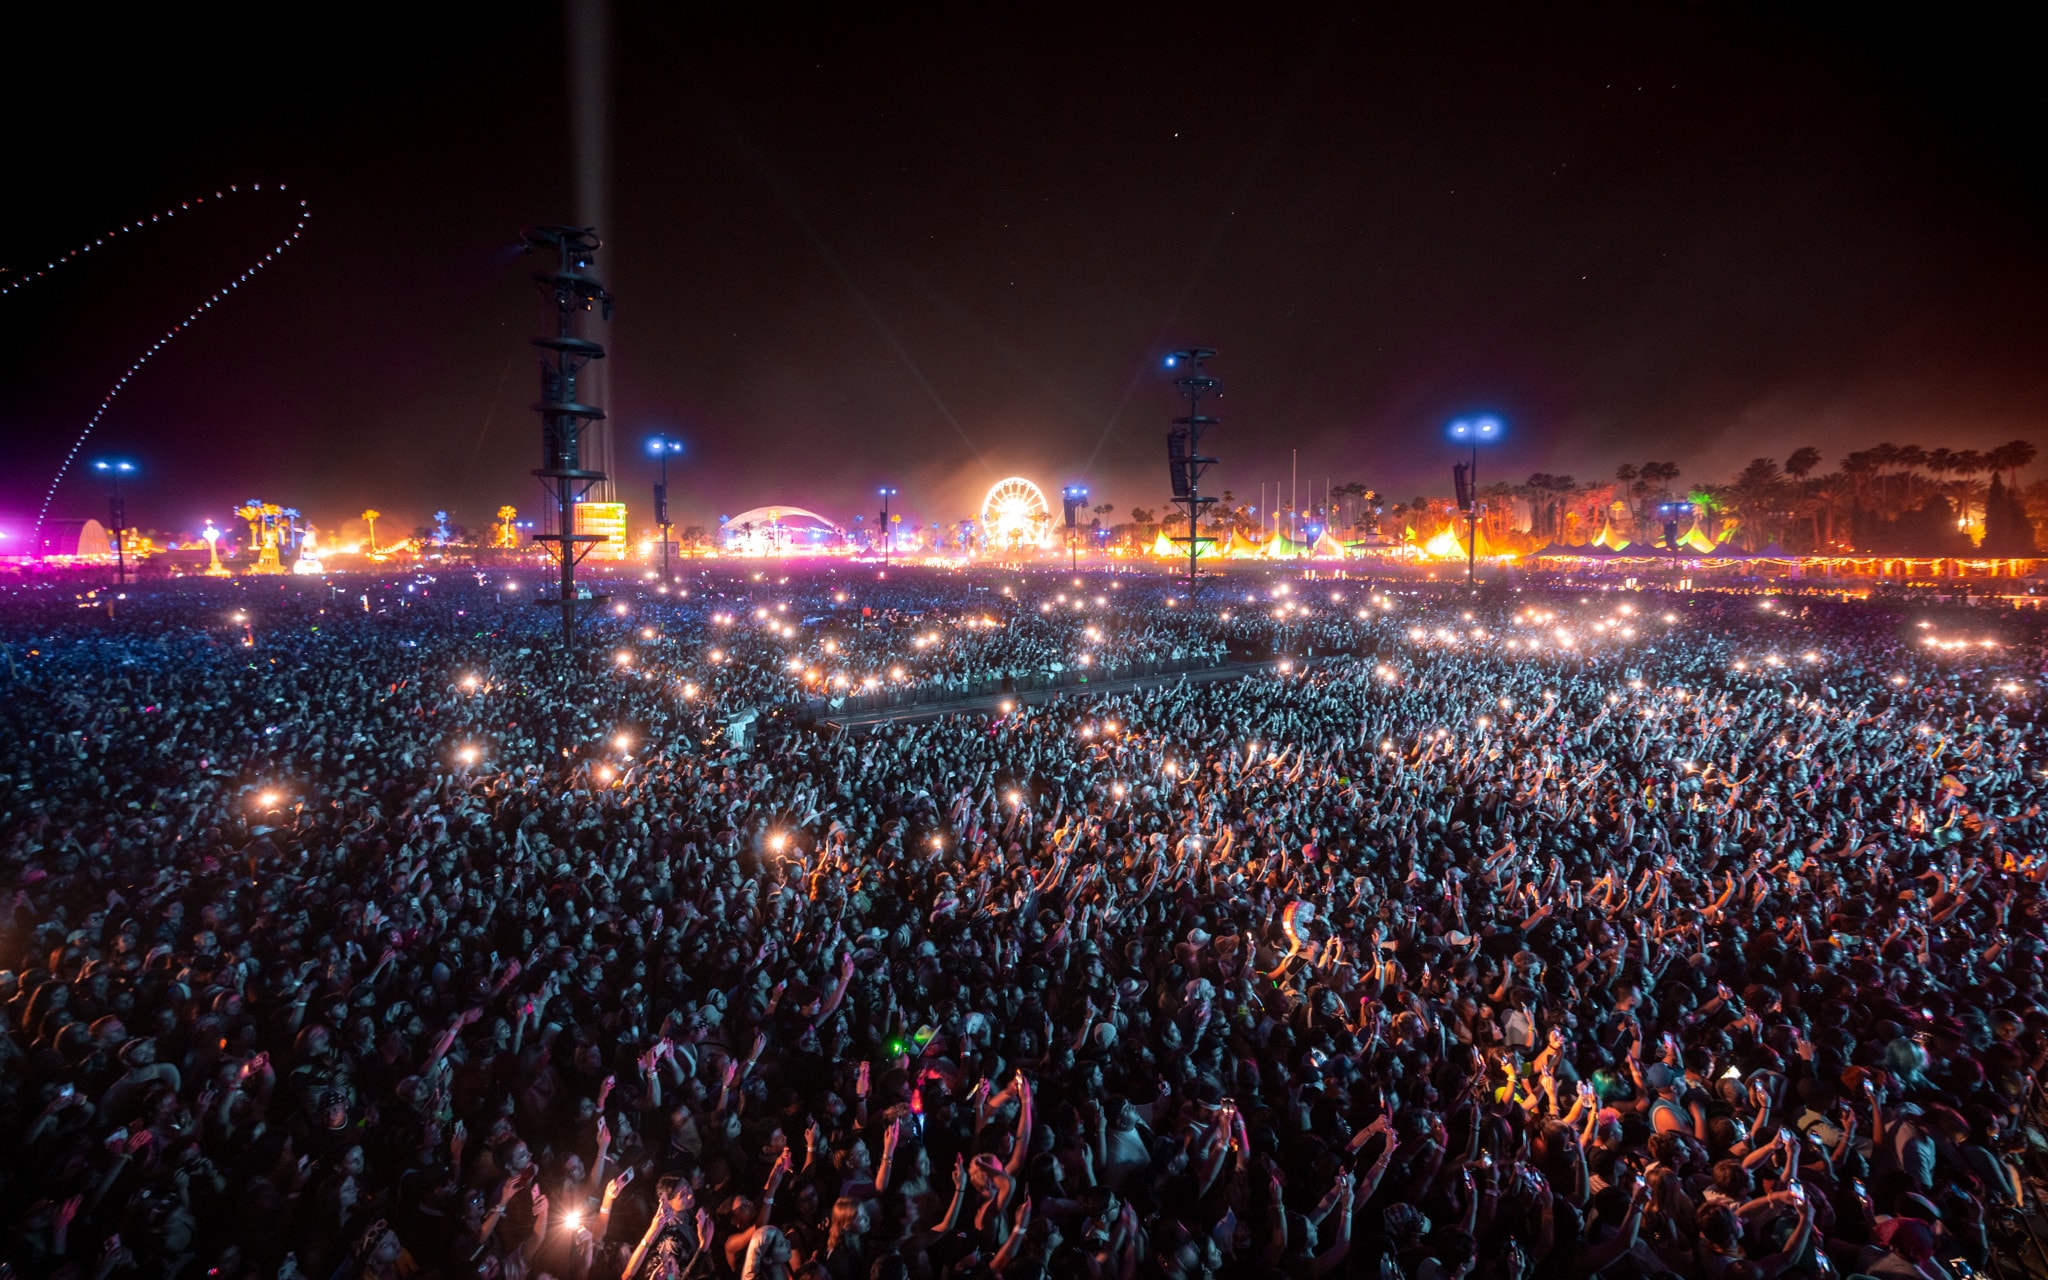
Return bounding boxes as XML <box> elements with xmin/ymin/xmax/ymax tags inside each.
<box><xmin>1726</xmin><ymin>458</ymin><xmax>1785</xmax><ymax>550</ymax></box>
<box><xmin>1685</xmin><ymin>486</ymin><xmax>1727</xmax><ymax>544</ymax></box>
<box><xmin>1988</xmin><ymin>440</ymin><xmax>2038</xmax><ymax>487</ymax></box>
<box><xmin>1783</xmin><ymin>447</ymin><xmax>1822</xmax><ymax>480</ymax></box>
<box><xmin>361</xmin><ymin>509</ymin><xmax>382</xmax><ymax>554</ymax></box>
<box><xmin>1520</xmin><ymin>474</ymin><xmax>1577</xmax><ymax>543</ymax></box>
<box><xmin>1817</xmin><ymin>473</ymin><xmax>1857</xmax><ymax>550</ymax></box>
<box><xmin>1634</xmin><ymin>462</ymin><xmax>1681</xmax><ymax>531</ymax></box>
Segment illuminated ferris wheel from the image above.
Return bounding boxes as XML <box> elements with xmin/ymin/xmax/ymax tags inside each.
<box><xmin>981</xmin><ymin>477</ymin><xmax>1052</xmax><ymax>549</ymax></box>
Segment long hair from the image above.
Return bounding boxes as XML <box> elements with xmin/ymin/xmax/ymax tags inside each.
<box><xmin>827</xmin><ymin>1197</ymin><xmax>865</xmax><ymax>1254</ymax></box>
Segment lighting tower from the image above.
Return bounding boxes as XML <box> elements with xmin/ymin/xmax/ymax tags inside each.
<box><xmin>521</xmin><ymin>225</ymin><xmax>614</xmax><ymax>649</ymax></box>
<box><xmin>878</xmin><ymin>487</ymin><xmax>898</xmax><ymax>572</ymax></box>
<box><xmin>93</xmin><ymin>459</ymin><xmax>136</xmax><ymax>586</ymax></box>
<box><xmin>1062</xmin><ymin>485</ymin><xmax>1089</xmax><ymax>573</ymax></box>
<box><xmin>1165</xmin><ymin>348</ymin><xmax>1221</xmax><ymax>601</ymax></box>
<box><xmin>646</xmin><ymin>435</ymin><xmax>683</xmax><ymax>583</ymax></box>
<box><xmin>1447</xmin><ymin>415</ymin><xmax>1501</xmax><ymax>588</ymax></box>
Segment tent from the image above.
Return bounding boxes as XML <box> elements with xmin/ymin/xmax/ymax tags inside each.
<box><xmin>1262</xmin><ymin>533</ymin><xmax>1306</xmax><ymax>559</ymax></box>
<box><xmin>1589</xmin><ymin>523</ymin><xmax>1631</xmax><ymax>551</ymax></box>
<box><xmin>1420</xmin><ymin>523</ymin><xmax>1501</xmax><ymax>560</ymax></box>
<box><xmin>1219</xmin><ymin>530</ymin><xmax>1262</xmax><ymax>559</ymax></box>
<box><xmin>1149</xmin><ymin>529</ymin><xmax>1216</xmax><ymax>558</ymax></box>
<box><xmin>33</xmin><ymin>519</ymin><xmax>113</xmax><ymax>560</ymax></box>
<box><xmin>1311</xmin><ymin>528</ymin><xmax>1348</xmax><ymax>559</ymax></box>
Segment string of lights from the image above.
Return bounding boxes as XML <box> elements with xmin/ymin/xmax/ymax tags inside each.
<box><xmin>8</xmin><ymin>184</ymin><xmax>312</xmax><ymax>546</ymax></box>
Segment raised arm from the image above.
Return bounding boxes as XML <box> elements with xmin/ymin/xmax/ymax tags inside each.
<box><xmin>1004</xmin><ymin>1073</ymin><xmax>1035</xmax><ymax>1179</ymax></box>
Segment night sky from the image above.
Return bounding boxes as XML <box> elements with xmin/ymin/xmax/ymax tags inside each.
<box><xmin>4</xmin><ymin>3</ymin><xmax>2045</xmax><ymax>539</ymax></box>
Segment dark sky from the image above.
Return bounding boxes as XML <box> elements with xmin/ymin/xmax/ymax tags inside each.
<box><xmin>4</xmin><ymin>3</ymin><xmax>2045</xmax><ymax>539</ymax></box>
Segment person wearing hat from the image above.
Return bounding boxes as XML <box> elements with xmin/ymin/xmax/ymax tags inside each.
<box><xmin>98</xmin><ymin>1035</ymin><xmax>180</xmax><ymax>1123</ymax></box>
<box><xmin>1856</xmin><ymin>1216</ymin><xmax>1943</xmax><ymax>1280</ymax></box>
<box><xmin>1638</xmin><ymin>1061</ymin><xmax>1700</xmax><ymax>1140</ymax></box>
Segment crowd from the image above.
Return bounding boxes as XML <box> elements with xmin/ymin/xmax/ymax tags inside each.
<box><xmin>3</xmin><ymin>565</ymin><xmax>2046</xmax><ymax>1280</ymax></box>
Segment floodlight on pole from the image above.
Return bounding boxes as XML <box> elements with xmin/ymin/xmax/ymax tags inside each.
<box><xmin>1446</xmin><ymin>416</ymin><xmax>1502</xmax><ymax>588</ymax></box>
<box><xmin>92</xmin><ymin>459</ymin><xmax>136</xmax><ymax>587</ymax></box>
<box><xmin>645</xmin><ymin>435</ymin><xmax>683</xmax><ymax>582</ymax></box>
<box><xmin>1062</xmin><ymin>484</ymin><xmax>1089</xmax><ymax>572</ymax></box>
<box><xmin>878</xmin><ymin>487</ymin><xmax>898</xmax><ymax>572</ymax></box>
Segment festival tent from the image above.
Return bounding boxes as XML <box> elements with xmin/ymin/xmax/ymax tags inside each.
<box><xmin>1677</xmin><ymin>523</ymin><xmax>1718</xmax><ymax>554</ymax></box>
<box><xmin>1262</xmin><ymin>533</ymin><xmax>1307</xmax><ymax>559</ymax></box>
<box><xmin>1311</xmin><ymin>528</ymin><xmax>1348</xmax><ymax>558</ymax></box>
<box><xmin>1148</xmin><ymin>529</ymin><xmax>1216</xmax><ymax>558</ymax></box>
<box><xmin>1419</xmin><ymin>523</ymin><xmax>1503</xmax><ymax>560</ymax></box>
<box><xmin>1219</xmin><ymin>530</ymin><xmax>1262</xmax><ymax>559</ymax></box>
<box><xmin>1589</xmin><ymin>523</ymin><xmax>1631</xmax><ymax>551</ymax></box>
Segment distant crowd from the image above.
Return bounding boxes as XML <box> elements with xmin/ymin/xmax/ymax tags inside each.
<box><xmin>3</xmin><ymin>567</ymin><xmax>2046</xmax><ymax>1280</ymax></box>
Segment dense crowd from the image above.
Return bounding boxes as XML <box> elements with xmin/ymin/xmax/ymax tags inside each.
<box><xmin>4</xmin><ymin>566</ymin><xmax>2047</xmax><ymax>1280</ymax></box>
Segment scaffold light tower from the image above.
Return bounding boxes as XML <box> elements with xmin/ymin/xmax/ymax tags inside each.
<box><xmin>522</xmin><ymin>225</ymin><xmax>613</xmax><ymax>648</ymax></box>
<box><xmin>1165</xmin><ymin>347</ymin><xmax>1221</xmax><ymax>602</ymax></box>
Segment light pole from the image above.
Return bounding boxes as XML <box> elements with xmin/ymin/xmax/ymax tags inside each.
<box><xmin>1062</xmin><ymin>485</ymin><xmax>1089</xmax><ymax>573</ymax></box>
<box><xmin>878</xmin><ymin>487</ymin><xmax>898</xmax><ymax>572</ymax></box>
<box><xmin>93</xmin><ymin>460</ymin><xmax>136</xmax><ymax>586</ymax></box>
<box><xmin>1657</xmin><ymin>500</ymin><xmax>1688</xmax><ymax>583</ymax></box>
<box><xmin>645</xmin><ymin>435</ymin><xmax>683</xmax><ymax>583</ymax></box>
<box><xmin>1447</xmin><ymin>416</ymin><xmax>1501</xmax><ymax>588</ymax></box>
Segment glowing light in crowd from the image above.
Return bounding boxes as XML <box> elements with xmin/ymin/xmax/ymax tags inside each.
<box><xmin>458</xmin><ymin>747</ymin><xmax>479</xmax><ymax>765</ymax></box>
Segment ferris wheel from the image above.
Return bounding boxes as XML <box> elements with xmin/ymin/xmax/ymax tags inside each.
<box><xmin>981</xmin><ymin>477</ymin><xmax>1052</xmax><ymax>549</ymax></box>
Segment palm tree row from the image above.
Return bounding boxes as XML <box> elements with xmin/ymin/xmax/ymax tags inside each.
<box><xmin>1444</xmin><ymin>439</ymin><xmax>2038</xmax><ymax>556</ymax></box>
<box><xmin>1705</xmin><ymin>440</ymin><xmax>2038</xmax><ymax>555</ymax></box>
